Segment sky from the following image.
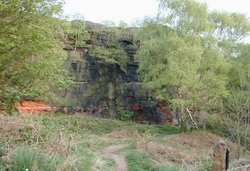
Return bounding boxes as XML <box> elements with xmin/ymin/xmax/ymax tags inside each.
<box><xmin>63</xmin><ymin>0</ymin><xmax>250</xmax><ymax>25</ymax></box>
<box><xmin>63</xmin><ymin>0</ymin><xmax>158</xmax><ymax>25</ymax></box>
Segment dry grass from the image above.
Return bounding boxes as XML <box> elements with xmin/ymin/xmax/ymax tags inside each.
<box><xmin>0</xmin><ymin>114</ymin><xmax>242</xmax><ymax>171</ymax></box>
<box><xmin>98</xmin><ymin>129</ymin><xmax>137</xmax><ymax>141</ymax></box>
<box><xmin>0</xmin><ymin>114</ymin><xmax>24</xmax><ymax>139</ymax></box>
<box><xmin>134</xmin><ymin>131</ymin><xmax>238</xmax><ymax>170</ymax></box>
<box><xmin>166</xmin><ymin>131</ymin><xmax>237</xmax><ymax>158</ymax></box>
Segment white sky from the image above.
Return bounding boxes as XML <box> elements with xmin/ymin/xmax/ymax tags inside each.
<box><xmin>63</xmin><ymin>0</ymin><xmax>250</xmax><ymax>25</ymax></box>
<box><xmin>63</xmin><ymin>0</ymin><xmax>158</xmax><ymax>25</ymax></box>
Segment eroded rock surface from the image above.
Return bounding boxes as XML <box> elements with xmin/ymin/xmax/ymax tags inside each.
<box><xmin>56</xmin><ymin>21</ymin><xmax>173</xmax><ymax>123</ymax></box>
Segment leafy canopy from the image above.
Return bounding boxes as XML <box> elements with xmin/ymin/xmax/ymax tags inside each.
<box><xmin>136</xmin><ymin>0</ymin><xmax>230</xmax><ymax>111</ymax></box>
<box><xmin>0</xmin><ymin>0</ymin><xmax>72</xmax><ymax>111</ymax></box>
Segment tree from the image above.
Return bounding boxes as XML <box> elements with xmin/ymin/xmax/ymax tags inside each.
<box><xmin>89</xmin><ymin>22</ymin><xmax>129</xmax><ymax>70</ymax></box>
<box><xmin>223</xmin><ymin>43</ymin><xmax>250</xmax><ymax>157</ymax></box>
<box><xmin>69</xmin><ymin>16</ymin><xmax>90</xmax><ymax>49</ymax></box>
<box><xmin>0</xmin><ymin>0</ymin><xmax>72</xmax><ymax>112</ymax></box>
<box><xmin>223</xmin><ymin>89</ymin><xmax>250</xmax><ymax>158</ymax></box>
<box><xmin>228</xmin><ymin>44</ymin><xmax>250</xmax><ymax>90</ymax></box>
<box><xmin>157</xmin><ymin>0</ymin><xmax>212</xmax><ymax>35</ymax></box>
<box><xmin>209</xmin><ymin>11</ymin><xmax>250</xmax><ymax>59</ymax></box>
<box><xmin>207</xmin><ymin>10</ymin><xmax>250</xmax><ymax>156</ymax></box>
<box><xmin>136</xmin><ymin>0</ymin><xmax>229</xmax><ymax>131</ymax></box>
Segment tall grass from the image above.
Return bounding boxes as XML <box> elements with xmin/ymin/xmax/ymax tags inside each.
<box><xmin>11</xmin><ymin>147</ymin><xmax>58</xmax><ymax>171</ymax></box>
<box><xmin>1</xmin><ymin>113</ymin><xmax>180</xmax><ymax>170</ymax></box>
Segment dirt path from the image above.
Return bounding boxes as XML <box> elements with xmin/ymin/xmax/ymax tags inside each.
<box><xmin>103</xmin><ymin>144</ymin><xmax>129</xmax><ymax>171</ymax></box>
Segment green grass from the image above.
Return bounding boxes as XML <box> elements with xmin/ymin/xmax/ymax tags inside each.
<box><xmin>11</xmin><ymin>146</ymin><xmax>58</xmax><ymax>171</ymax></box>
<box><xmin>1</xmin><ymin>113</ymin><xmax>244</xmax><ymax>171</ymax></box>
<box><xmin>126</xmin><ymin>149</ymin><xmax>180</xmax><ymax>171</ymax></box>
<box><xmin>0</xmin><ymin>113</ymin><xmax>181</xmax><ymax>171</ymax></box>
<box><xmin>3</xmin><ymin>113</ymin><xmax>240</xmax><ymax>171</ymax></box>
<box><xmin>21</xmin><ymin>113</ymin><xmax>180</xmax><ymax>136</ymax></box>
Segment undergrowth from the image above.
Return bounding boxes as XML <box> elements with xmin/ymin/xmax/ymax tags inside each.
<box><xmin>0</xmin><ymin>113</ymin><xmax>180</xmax><ymax>170</ymax></box>
<box><xmin>1</xmin><ymin>113</ymin><xmax>241</xmax><ymax>171</ymax></box>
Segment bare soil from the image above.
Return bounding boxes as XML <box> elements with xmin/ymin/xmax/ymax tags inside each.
<box><xmin>98</xmin><ymin>129</ymin><xmax>136</xmax><ymax>141</ymax></box>
<box><xmin>103</xmin><ymin>144</ymin><xmax>129</xmax><ymax>171</ymax></box>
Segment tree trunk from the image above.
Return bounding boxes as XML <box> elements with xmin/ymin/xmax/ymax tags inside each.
<box><xmin>180</xmin><ymin>107</ymin><xmax>188</xmax><ymax>132</ymax></box>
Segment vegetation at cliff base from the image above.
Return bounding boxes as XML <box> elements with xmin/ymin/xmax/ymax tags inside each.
<box><xmin>0</xmin><ymin>113</ymin><xmax>241</xmax><ymax>171</ymax></box>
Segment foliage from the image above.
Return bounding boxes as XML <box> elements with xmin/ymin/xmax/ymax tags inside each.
<box><xmin>68</xmin><ymin>18</ymin><xmax>90</xmax><ymax>49</ymax></box>
<box><xmin>158</xmin><ymin>0</ymin><xmax>212</xmax><ymax>34</ymax></box>
<box><xmin>90</xmin><ymin>46</ymin><xmax>128</xmax><ymax>69</ymax></box>
<box><xmin>135</xmin><ymin>0</ymin><xmax>250</xmax><ymax>132</ymax></box>
<box><xmin>228</xmin><ymin>44</ymin><xmax>250</xmax><ymax>89</ymax></box>
<box><xmin>223</xmin><ymin>38</ymin><xmax>250</xmax><ymax>157</ymax></box>
<box><xmin>116</xmin><ymin>107</ymin><xmax>134</xmax><ymax>121</ymax></box>
<box><xmin>209</xmin><ymin>11</ymin><xmax>250</xmax><ymax>59</ymax></box>
<box><xmin>223</xmin><ymin>89</ymin><xmax>250</xmax><ymax>157</ymax></box>
<box><xmin>89</xmin><ymin>22</ymin><xmax>129</xmax><ymax>70</ymax></box>
<box><xmin>0</xmin><ymin>0</ymin><xmax>72</xmax><ymax>112</ymax></box>
<box><xmin>135</xmin><ymin>16</ymin><xmax>225</xmax><ymax>131</ymax></box>
<box><xmin>206</xmin><ymin>114</ymin><xmax>227</xmax><ymax>136</ymax></box>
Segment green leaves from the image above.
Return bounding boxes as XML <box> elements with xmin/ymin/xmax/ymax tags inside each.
<box><xmin>158</xmin><ymin>0</ymin><xmax>212</xmax><ymax>35</ymax></box>
<box><xmin>88</xmin><ymin>23</ymin><xmax>130</xmax><ymax>71</ymax></box>
<box><xmin>136</xmin><ymin>0</ymin><xmax>235</xmax><ymax>112</ymax></box>
<box><xmin>228</xmin><ymin>44</ymin><xmax>250</xmax><ymax>89</ymax></box>
<box><xmin>0</xmin><ymin>0</ymin><xmax>71</xmax><ymax>111</ymax></box>
<box><xmin>210</xmin><ymin>11</ymin><xmax>250</xmax><ymax>42</ymax></box>
<box><xmin>68</xmin><ymin>19</ymin><xmax>90</xmax><ymax>49</ymax></box>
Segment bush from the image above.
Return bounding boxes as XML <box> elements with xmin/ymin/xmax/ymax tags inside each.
<box><xmin>116</xmin><ymin>107</ymin><xmax>134</xmax><ymax>121</ymax></box>
<box><xmin>206</xmin><ymin>114</ymin><xmax>227</xmax><ymax>135</ymax></box>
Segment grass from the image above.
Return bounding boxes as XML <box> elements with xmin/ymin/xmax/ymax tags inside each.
<box><xmin>126</xmin><ymin>148</ymin><xmax>180</xmax><ymax>171</ymax></box>
<box><xmin>22</xmin><ymin>113</ymin><xmax>179</xmax><ymax>135</ymax></box>
<box><xmin>0</xmin><ymin>113</ymin><xmax>242</xmax><ymax>170</ymax></box>
<box><xmin>0</xmin><ymin>113</ymin><xmax>181</xmax><ymax>170</ymax></box>
<box><xmin>11</xmin><ymin>146</ymin><xmax>58</xmax><ymax>171</ymax></box>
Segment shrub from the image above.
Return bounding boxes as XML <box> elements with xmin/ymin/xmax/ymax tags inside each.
<box><xmin>206</xmin><ymin>114</ymin><xmax>227</xmax><ymax>135</ymax></box>
<box><xmin>116</xmin><ymin>107</ymin><xmax>134</xmax><ymax>121</ymax></box>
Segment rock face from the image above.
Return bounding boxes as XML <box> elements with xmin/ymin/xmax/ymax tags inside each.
<box><xmin>57</xmin><ymin>21</ymin><xmax>172</xmax><ymax>123</ymax></box>
<box><xmin>212</xmin><ymin>140</ymin><xmax>229</xmax><ymax>171</ymax></box>
<box><xmin>17</xmin><ymin>100</ymin><xmax>53</xmax><ymax>115</ymax></box>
